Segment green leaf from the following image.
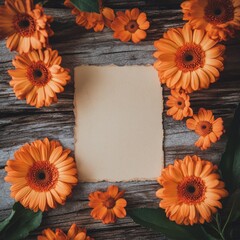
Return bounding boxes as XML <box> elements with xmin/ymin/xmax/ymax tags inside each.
<box><xmin>0</xmin><ymin>202</ymin><xmax>42</xmax><ymax>240</ymax></box>
<box><xmin>222</xmin><ymin>189</ymin><xmax>240</xmax><ymax>224</ymax></box>
<box><xmin>70</xmin><ymin>0</ymin><xmax>100</xmax><ymax>13</ymax></box>
<box><xmin>219</xmin><ymin>104</ymin><xmax>240</xmax><ymax>192</ymax></box>
<box><xmin>128</xmin><ymin>208</ymin><xmax>216</xmax><ymax>240</ymax></box>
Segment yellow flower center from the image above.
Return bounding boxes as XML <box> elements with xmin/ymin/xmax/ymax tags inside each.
<box><xmin>14</xmin><ymin>14</ymin><xmax>36</xmax><ymax>37</ymax></box>
<box><xmin>27</xmin><ymin>161</ymin><xmax>59</xmax><ymax>192</ymax></box>
<box><xmin>195</xmin><ymin>121</ymin><xmax>213</xmax><ymax>136</ymax></box>
<box><xmin>204</xmin><ymin>0</ymin><xmax>234</xmax><ymax>25</ymax></box>
<box><xmin>125</xmin><ymin>20</ymin><xmax>139</xmax><ymax>33</ymax></box>
<box><xmin>27</xmin><ymin>61</ymin><xmax>51</xmax><ymax>86</ymax></box>
<box><xmin>175</xmin><ymin>43</ymin><xmax>205</xmax><ymax>72</ymax></box>
<box><xmin>177</xmin><ymin>176</ymin><xmax>206</xmax><ymax>204</ymax></box>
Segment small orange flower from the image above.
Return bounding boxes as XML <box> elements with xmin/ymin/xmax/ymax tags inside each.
<box><xmin>89</xmin><ymin>185</ymin><xmax>127</xmax><ymax>224</ymax></box>
<box><xmin>111</xmin><ymin>8</ymin><xmax>150</xmax><ymax>43</ymax></box>
<box><xmin>0</xmin><ymin>0</ymin><xmax>53</xmax><ymax>53</ymax></box>
<box><xmin>64</xmin><ymin>0</ymin><xmax>115</xmax><ymax>32</ymax></box>
<box><xmin>181</xmin><ymin>0</ymin><xmax>240</xmax><ymax>41</ymax></box>
<box><xmin>186</xmin><ymin>108</ymin><xmax>224</xmax><ymax>150</ymax></box>
<box><xmin>156</xmin><ymin>155</ymin><xmax>228</xmax><ymax>225</ymax></box>
<box><xmin>166</xmin><ymin>90</ymin><xmax>193</xmax><ymax>120</ymax></box>
<box><xmin>38</xmin><ymin>223</ymin><xmax>94</xmax><ymax>240</ymax></box>
<box><xmin>154</xmin><ymin>24</ymin><xmax>225</xmax><ymax>93</ymax></box>
<box><xmin>5</xmin><ymin>138</ymin><xmax>78</xmax><ymax>212</ymax></box>
<box><xmin>8</xmin><ymin>48</ymin><xmax>71</xmax><ymax>108</ymax></box>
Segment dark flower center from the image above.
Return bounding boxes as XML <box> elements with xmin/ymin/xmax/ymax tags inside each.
<box><xmin>37</xmin><ymin>171</ymin><xmax>46</xmax><ymax>180</ymax></box>
<box><xmin>187</xmin><ymin>185</ymin><xmax>196</xmax><ymax>193</ymax></box>
<box><xmin>105</xmin><ymin>197</ymin><xmax>116</xmax><ymax>209</ymax></box>
<box><xmin>14</xmin><ymin>14</ymin><xmax>36</xmax><ymax>37</ymax></box>
<box><xmin>18</xmin><ymin>19</ymin><xmax>30</xmax><ymax>28</ymax></box>
<box><xmin>177</xmin><ymin>176</ymin><xmax>206</xmax><ymax>203</ymax></box>
<box><xmin>204</xmin><ymin>0</ymin><xmax>234</xmax><ymax>25</ymax></box>
<box><xmin>175</xmin><ymin>43</ymin><xmax>205</xmax><ymax>72</ymax></box>
<box><xmin>27</xmin><ymin>161</ymin><xmax>59</xmax><ymax>192</ymax></box>
<box><xmin>195</xmin><ymin>121</ymin><xmax>212</xmax><ymax>136</ymax></box>
<box><xmin>27</xmin><ymin>61</ymin><xmax>51</xmax><ymax>86</ymax></box>
<box><xmin>125</xmin><ymin>21</ymin><xmax>139</xmax><ymax>33</ymax></box>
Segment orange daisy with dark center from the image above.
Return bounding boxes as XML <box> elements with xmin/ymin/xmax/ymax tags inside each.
<box><xmin>5</xmin><ymin>138</ymin><xmax>78</xmax><ymax>212</ymax></box>
<box><xmin>177</xmin><ymin>176</ymin><xmax>206</xmax><ymax>204</ymax></box>
<box><xmin>89</xmin><ymin>185</ymin><xmax>127</xmax><ymax>224</ymax></box>
<box><xmin>27</xmin><ymin>161</ymin><xmax>59</xmax><ymax>192</ymax></box>
<box><xmin>204</xmin><ymin>0</ymin><xmax>234</xmax><ymax>25</ymax></box>
<box><xmin>8</xmin><ymin>49</ymin><xmax>71</xmax><ymax>108</ymax></box>
<box><xmin>153</xmin><ymin>24</ymin><xmax>225</xmax><ymax>92</ymax></box>
<box><xmin>0</xmin><ymin>0</ymin><xmax>53</xmax><ymax>53</ymax></box>
<box><xmin>181</xmin><ymin>0</ymin><xmax>240</xmax><ymax>41</ymax></box>
<box><xmin>156</xmin><ymin>155</ymin><xmax>228</xmax><ymax>225</ymax></box>
<box><xmin>175</xmin><ymin>44</ymin><xmax>205</xmax><ymax>72</ymax></box>
<box><xmin>186</xmin><ymin>108</ymin><xmax>224</xmax><ymax>150</ymax></box>
<box><xmin>13</xmin><ymin>14</ymin><xmax>36</xmax><ymax>37</ymax></box>
<box><xmin>111</xmin><ymin>8</ymin><xmax>150</xmax><ymax>43</ymax></box>
<box><xmin>166</xmin><ymin>90</ymin><xmax>193</xmax><ymax>121</ymax></box>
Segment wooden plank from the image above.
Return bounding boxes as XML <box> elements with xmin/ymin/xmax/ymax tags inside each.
<box><xmin>0</xmin><ymin>0</ymin><xmax>240</xmax><ymax>239</ymax></box>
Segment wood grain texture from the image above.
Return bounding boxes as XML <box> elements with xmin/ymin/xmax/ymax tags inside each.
<box><xmin>0</xmin><ymin>0</ymin><xmax>240</xmax><ymax>239</ymax></box>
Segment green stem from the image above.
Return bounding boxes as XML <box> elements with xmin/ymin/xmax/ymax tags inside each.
<box><xmin>213</xmin><ymin>215</ymin><xmax>226</xmax><ymax>240</ymax></box>
<box><xmin>222</xmin><ymin>204</ymin><xmax>234</xmax><ymax>234</ymax></box>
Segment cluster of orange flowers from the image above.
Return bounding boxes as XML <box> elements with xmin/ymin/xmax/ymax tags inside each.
<box><xmin>4</xmin><ymin>138</ymin><xmax>127</xmax><ymax>224</ymax></box>
<box><xmin>0</xmin><ymin>0</ymin><xmax>71</xmax><ymax>108</ymax></box>
<box><xmin>154</xmin><ymin>0</ymin><xmax>240</xmax><ymax>150</ymax></box>
<box><xmin>64</xmin><ymin>0</ymin><xmax>150</xmax><ymax>44</ymax></box>
<box><xmin>4</xmin><ymin>137</ymin><xmax>127</xmax><ymax>238</ymax></box>
<box><xmin>4</xmin><ymin>137</ymin><xmax>229</xmax><ymax>230</ymax></box>
<box><xmin>0</xmin><ymin>0</ymin><xmax>150</xmax><ymax>109</ymax></box>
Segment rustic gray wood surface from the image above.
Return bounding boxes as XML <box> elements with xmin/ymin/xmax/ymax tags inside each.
<box><xmin>0</xmin><ymin>0</ymin><xmax>240</xmax><ymax>239</ymax></box>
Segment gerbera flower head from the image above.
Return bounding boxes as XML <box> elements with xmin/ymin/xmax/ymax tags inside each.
<box><xmin>64</xmin><ymin>0</ymin><xmax>115</xmax><ymax>32</ymax></box>
<box><xmin>5</xmin><ymin>138</ymin><xmax>78</xmax><ymax>212</ymax></box>
<box><xmin>38</xmin><ymin>223</ymin><xmax>94</xmax><ymax>240</ymax></box>
<box><xmin>111</xmin><ymin>8</ymin><xmax>150</xmax><ymax>43</ymax></box>
<box><xmin>186</xmin><ymin>108</ymin><xmax>224</xmax><ymax>150</ymax></box>
<box><xmin>166</xmin><ymin>90</ymin><xmax>193</xmax><ymax>120</ymax></box>
<box><xmin>0</xmin><ymin>0</ymin><xmax>54</xmax><ymax>53</ymax></box>
<box><xmin>181</xmin><ymin>0</ymin><xmax>240</xmax><ymax>41</ymax></box>
<box><xmin>156</xmin><ymin>155</ymin><xmax>228</xmax><ymax>225</ymax></box>
<box><xmin>8</xmin><ymin>48</ymin><xmax>71</xmax><ymax>108</ymax></box>
<box><xmin>153</xmin><ymin>24</ymin><xmax>225</xmax><ymax>93</ymax></box>
<box><xmin>89</xmin><ymin>185</ymin><xmax>127</xmax><ymax>224</ymax></box>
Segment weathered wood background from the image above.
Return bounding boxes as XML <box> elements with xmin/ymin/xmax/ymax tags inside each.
<box><xmin>0</xmin><ymin>0</ymin><xmax>240</xmax><ymax>239</ymax></box>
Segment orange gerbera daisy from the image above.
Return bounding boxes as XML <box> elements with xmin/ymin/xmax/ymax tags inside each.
<box><xmin>156</xmin><ymin>155</ymin><xmax>228</xmax><ymax>225</ymax></box>
<box><xmin>166</xmin><ymin>90</ymin><xmax>193</xmax><ymax>120</ymax></box>
<box><xmin>89</xmin><ymin>185</ymin><xmax>127</xmax><ymax>224</ymax></box>
<box><xmin>186</xmin><ymin>108</ymin><xmax>224</xmax><ymax>150</ymax></box>
<box><xmin>153</xmin><ymin>24</ymin><xmax>225</xmax><ymax>93</ymax></box>
<box><xmin>5</xmin><ymin>138</ymin><xmax>78</xmax><ymax>212</ymax></box>
<box><xmin>38</xmin><ymin>223</ymin><xmax>94</xmax><ymax>240</ymax></box>
<box><xmin>111</xmin><ymin>8</ymin><xmax>150</xmax><ymax>43</ymax></box>
<box><xmin>181</xmin><ymin>0</ymin><xmax>240</xmax><ymax>41</ymax></box>
<box><xmin>0</xmin><ymin>0</ymin><xmax>53</xmax><ymax>53</ymax></box>
<box><xmin>64</xmin><ymin>0</ymin><xmax>115</xmax><ymax>32</ymax></box>
<box><xmin>8</xmin><ymin>48</ymin><xmax>71</xmax><ymax>108</ymax></box>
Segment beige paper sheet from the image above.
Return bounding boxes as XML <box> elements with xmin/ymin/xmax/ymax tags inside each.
<box><xmin>74</xmin><ymin>66</ymin><xmax>164</xmax><ymax>182</ymax></box>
